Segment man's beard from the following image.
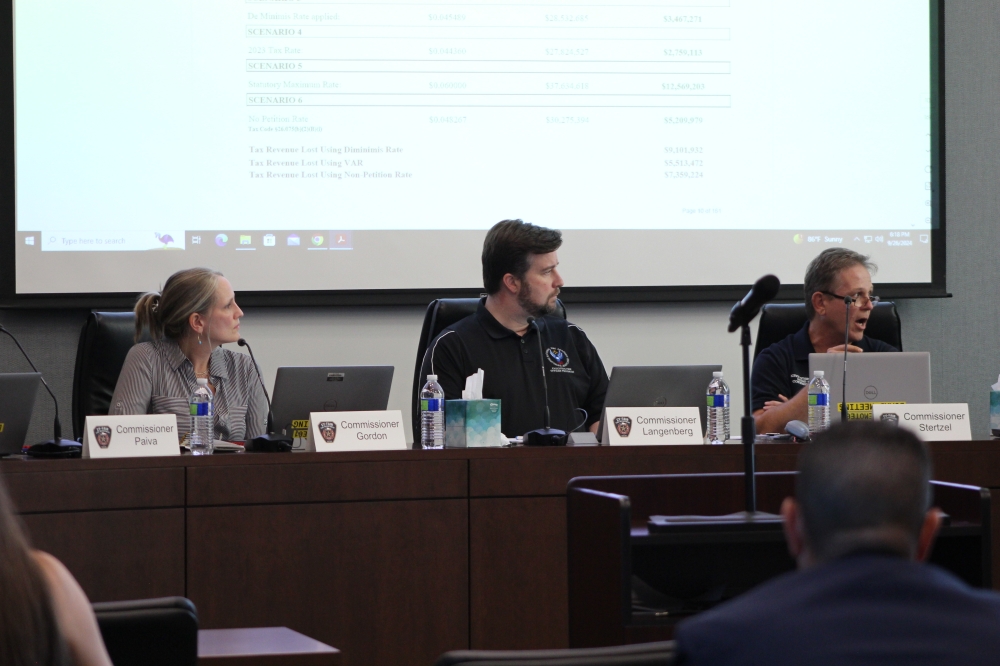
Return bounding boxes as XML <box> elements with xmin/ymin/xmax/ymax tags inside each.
<box><xmin>517</xmin><ymin>282</ymin><xmax>557</xmax><ymax>318</ymax></box>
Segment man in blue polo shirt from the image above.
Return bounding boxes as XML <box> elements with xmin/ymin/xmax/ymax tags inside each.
<box><xmin>419</xmin><ymin>219</ymin><xmax>609</xmax><ymax>438</ymax></box>
<box><xmin>752</xmin><ymin>248</ymin><xmax>897</xmax><ymax>434</ymax></box>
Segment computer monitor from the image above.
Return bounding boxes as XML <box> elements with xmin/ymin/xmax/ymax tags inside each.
<box><xmin>597</xmin><ymin>365</ymin><xmax>722</xmax><ymax>443</ymax></box>
<box><xmin>270</xmin><ymin>366</ymin><xmax>394</xmax><ymax>437</ymax></box>
<box><xmin>808</xmin><ymin>352</ymin><xmax>932</xmax><ymax>416</ymax></box>
<box><xmin>0</xmin><ymin>372</ymin><xmax>41</xmax><ymax>456</ymax></box>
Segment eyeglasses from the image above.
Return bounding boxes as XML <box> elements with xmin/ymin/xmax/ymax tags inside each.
<box><xmin>820</xmin><ymin>291</ymin><xmax>880</xmax><ymax>308</ymax></box>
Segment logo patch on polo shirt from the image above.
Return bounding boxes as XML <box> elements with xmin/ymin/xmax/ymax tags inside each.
<box><xmin>546</xmin><ymin>347</ymin><xmax>574</xmax><ymax>373</ymax></box>
<box><xmin>546</xmin><ymin>348</ymin><xmax>569</xmax><ymax>366</ymax></box>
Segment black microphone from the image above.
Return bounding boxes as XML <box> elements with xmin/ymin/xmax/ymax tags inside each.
<box><xmin>0</xmin><ymin>325</ymin><xmax>81</xmax><ymax>458</ymax></box>
<box><xmin>728</xmin><ymin>274</ymin><xmax>781</xmax><ymax>333</ymax></box>
<box><xmin>523</xmin><ymin>317</ymin><xmax>567</xmax><ymax>447</ymax></box>
<box><xmin>841</xmin><ymin>295</ymin><xmax>852</xmax><ymax>423</ymax></box>
<box><xmin>237</xmin><ymin>338</ymin><xmax>292</xmax><ymax>453</ymax></box>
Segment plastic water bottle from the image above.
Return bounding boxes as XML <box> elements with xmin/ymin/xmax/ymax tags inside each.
<box><xmin>189</xmin><ymin>378</ymin><xmax>214</xmax><ymax>455</ymax></box>
<box><xmin>706</xmin><ymin>371</ymin><xmax>730</xmax><ymax>444</ymax></box>
<box><xmin>420</xmin><ymin>374</ymin><xmax>445</xmax><ymax>449</ymax></box>
<box><xmin>807</xmin><ymin>370</ymin><xmax>831</xmax><ymax>434</ymax></box>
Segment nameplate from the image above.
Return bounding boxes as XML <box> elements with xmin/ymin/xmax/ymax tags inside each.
<box><xmin>872</xmin><ymin>403</ymin><xmax>972</xmax><ymax>441</ymax></box>
<box><xmin>82</xmin><ymin>415</ymin><xmax>180</xmax><ymax>458</ymax></box>
<box><xmin>306</xmin><ymin>410</ymin><xmax>407</xmax><ymax>452</ymax></box>
<box><xmin>602</xmin><ymin>407</ymin><xmax>703</xmax><ymax>446</ymax></box>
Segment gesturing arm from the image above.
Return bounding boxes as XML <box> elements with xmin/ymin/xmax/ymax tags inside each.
<box><xmin>753</xmin><ymin>388</ymin><xmax>808</xmax><ymax>434</ymax></box>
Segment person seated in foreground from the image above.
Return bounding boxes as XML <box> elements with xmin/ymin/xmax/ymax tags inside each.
<box><xmin>674</xmin><ymin>421</ymin><xmax>1000</xmax><ymax>665</ymax></box>
<box><xmin>419</xmin><ymin>219</ymin><xmax>609</xmax><ymax>437</ymax></box>
<box><xmin>109</xmin><ymin>267</ymin><xmax>268</xmax><ymax>442</ymax></box>
<box><xmin>0</xmin><ymin>473</ymin><xmax>113</xmax><ymax>666</ymax></box>
<box><xmin>752</xmin><ymin>248</ymin><xmax>897</xmax><ymax>434</ymax></box>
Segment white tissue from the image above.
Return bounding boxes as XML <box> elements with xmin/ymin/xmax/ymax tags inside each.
<box><xmin>462</xmin><ymin>368</ymin><xmax>485</xmax><ymax>400</ymax></box>
<box><xmin>993</xmin><ymin>375</ymin><xmax>1000</xmax><ymax>392</ymax></box>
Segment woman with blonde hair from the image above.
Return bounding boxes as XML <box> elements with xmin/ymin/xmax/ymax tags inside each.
<box><xmin>0</xmin><ymin>473</ymin><xmax>113</xmax><ymax>666</ymax></box>
<box><xmin>109</xmin><ymin>267</ymin><xmax>268</xmax><ymax>442</ymax></box>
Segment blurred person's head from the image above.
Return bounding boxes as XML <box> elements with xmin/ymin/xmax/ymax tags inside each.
<box><xmin>0</xmin><ymin>473</ymin><xmax>69</xmax><ymax>665</ymax></box>
<box><xmin>781</xmin><ymin>420</ymin><xmax>940</xmax><ymax>568</ymax></box>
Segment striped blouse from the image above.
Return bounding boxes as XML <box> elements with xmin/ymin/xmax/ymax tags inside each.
<box><xmin>109</xmin><ymin>339</ymin><xmax>268</xmax><ymax>442</ymax></box>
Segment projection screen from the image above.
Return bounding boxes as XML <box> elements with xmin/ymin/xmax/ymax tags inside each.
<box><xmin>2</xmin><ymin>0</ymin><xmax>945</xmax><ymax>305</ymax></box>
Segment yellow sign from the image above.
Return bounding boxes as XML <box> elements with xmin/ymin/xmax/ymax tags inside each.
<box><xmin>836</xmin><ymin>401</ymin><xmax>906</xmax><ymax>419</ymax></box>
<box><xmin>291</xmin><ymin>419</ymin><xmax>309</xmax><ymax>440</ymax></box>
<box><xmin>0</xmin><ymin>423</ymin><xmax>4</xmax><ymax>432</ymax></box>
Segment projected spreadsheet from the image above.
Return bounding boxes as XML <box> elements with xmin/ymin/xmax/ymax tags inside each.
<box><xmin>244</xmin><ymin>3</ymin><xmax>732</xmax><ymax>110</ymax></box>
<box><xmin>12</xmin><ymin>0</ymin><xmax>936</xmax><ymax>294</ymax></box>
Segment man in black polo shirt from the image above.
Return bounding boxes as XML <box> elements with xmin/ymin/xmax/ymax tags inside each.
<box><xmin>752</xmin><ymin>248</ymin><xmax>897</xmax><ymax>434</ymax></box>
<box><xmin>420</xmin><ymin>219</ymin><xmax>609</xmax><ymax>438</ymax></box>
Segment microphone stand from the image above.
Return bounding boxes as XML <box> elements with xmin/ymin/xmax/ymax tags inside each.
<box><xmin>237</xmin><ymin>338</ymin><xmax>292</xmax><ymax>452</ymax></box>
<box><xmin>0</xmin><ymin>325</ymin><xmax>81</xmax><ymax>458</ymax></box>
<box><xmin>842</xmin><ymin>296</ymin><xmax>852</xmax><ymax>423</ymax></box>
<box><xmin>739</xmin><ymin>323</ymin><xmax>756</xmax><ymax>514</ymax></box>
<box><xmin>523</xmin><ymin>317</ymin><xmax>567</xmax><ymax>447</ymax></box>
<box><xmin>728</xmin><ymin>275</ymin><xmax>780</xmax><ymax>514</ymax></box>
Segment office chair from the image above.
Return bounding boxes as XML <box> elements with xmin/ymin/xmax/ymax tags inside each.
<box><xmin>434</xmin><ymin>641</ymin><xmax>676</xmax><ymax>666</ymax></box>
<box><xmin>92</xmin><ymin>596</ymin><xmax>198</xmax><ymax>666</ymax></box>
<box><xmin>753</xmin><ymin>302</ymin><xmax>901</xmax><ymax>362</ymax></box>
<box><xmin>72</xmin><ymin>311</ymin><xmax>146</xmax><ymax>440</ymax></box>
<box><xmin>411</xmin><ymin>297</ymin><xmax>567</xmax><ymax>442</ymax></box>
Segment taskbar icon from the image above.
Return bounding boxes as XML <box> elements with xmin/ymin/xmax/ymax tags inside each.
<box><xmin>186</xmin><ymin>231</ymin><xmax>354</xmax><ymax>251</ymax></box>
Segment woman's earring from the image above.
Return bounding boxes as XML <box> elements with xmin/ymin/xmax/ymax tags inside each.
<box><xmin>198</xmin><ymin>335</ymin><xmax>202</xmax><ymax>345</ymax></box>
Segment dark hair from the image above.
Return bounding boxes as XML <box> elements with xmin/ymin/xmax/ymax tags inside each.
<box><xmin>797</xmin><ymin>421</ymin><xmax>931</xmax><ymax>562</ymax></box>
<box><xmin>803</xmin><ymin>248</ymin><xmax>877</xmax><ymax>319</ymax></box>
<box><xmin>481</xmin><ymin>219</ymin><xmax>562</xmax><ymax>295</ymax></box>
<box><xmin>0</xmin><ymin>474</ymin><xmax>70</xmax><ymax>666</ymax></box>
<box><xmin>135</xmin><ymin>267</ymin><xmax>224</xmax><ymax>343</ymax></box>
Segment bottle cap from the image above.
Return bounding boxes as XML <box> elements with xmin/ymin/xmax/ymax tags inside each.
<box><xmin>813</xmin><ymin>370</ymin><xmax>825</xmax><ymax>378</ymax></box>
<box><xmin>427</xmin><ymin>374</ymin><xmax>438</xmax><ymax>381</ymax></box>
<box><xmin>713</xmin><ymin>371</ymin><xmax>723</xmax><ymax>378</ymax></box>
<box><xmin>197</xmin><ymin>377</ymin><xmax>209</xmax><ymax>386</ymax></box>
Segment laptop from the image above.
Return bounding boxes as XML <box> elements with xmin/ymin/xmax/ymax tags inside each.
<box><xmin>597</xmin><ymin>365</ymin><xmax>722</xmax><ymax>443</ymax></box>
<box><xmin>0</xmin><ymin>373</ymin><xmax>41</xmax><ymax>456</ymax></box>
<box><xmin>270</xmin><ymin>366</ymin><xmax>394</xmax><ymax>437</ymax></box>
<box><xmin>808</xmin><ymin>352</ymin><xmax>931</xmax><ymax>415</ymax></box>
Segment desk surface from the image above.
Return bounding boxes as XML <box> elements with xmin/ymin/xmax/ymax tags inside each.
<box><xmin>199</xmin><ymin>627</ymin><xmax>340</xmax><ymax>666</ymax></box>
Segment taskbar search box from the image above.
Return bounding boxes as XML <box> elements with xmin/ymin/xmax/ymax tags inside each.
<box><xmin>36</xmin><ymin>230</ymin><xmax>187</xmax><ymax>252</ymax></box>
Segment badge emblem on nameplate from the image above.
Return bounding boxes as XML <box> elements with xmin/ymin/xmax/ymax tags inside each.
<box><xmin>93</xmin><ymin>425</ymin><xmax>112</xmax><ymax>449</ymax></box>
<box><xmin>614</xmin><ymin>416</ymin><xmax>632</xmax><ymax>438</ymax></box>
<box><xmin>318</xmin><ymin>421</ymin><xmax>337</xmax><ymax>443</ymax></box>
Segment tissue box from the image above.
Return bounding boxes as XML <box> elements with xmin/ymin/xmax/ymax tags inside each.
<box><xmin>991</xmin><ymin>390</ymin><xmax>1000</xmax><ymax>436</ymax></box>
<box><xmin>445</xmin><ymin>399</ymin><xmax>502</xmax><ymax>448</ymax></box>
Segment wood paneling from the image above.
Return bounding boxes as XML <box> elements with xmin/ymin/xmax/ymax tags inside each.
<box><xmin>21</xmin><ymin>508</ymin><xmax>185</xmax><ymax>602</ymax></box>
<box><xmin>470</xmin><ymin>446</ymin><xmax>746</xmax><ymax>497</ymax></box>
<box><xmin>187</xmin><ymin>458</ymin><xmax>467</xmax><ymax>506</ymax></box>
<box><xmin>470</xmin><ymin>497</ymin><xmax>568</xmax><ymax>649</ymax></box>
<box><xmin>187</xmin><ymin>499</ymin><xmax>468</xmax><ymax>666</ymax></box>
<box><xmin>4</xmin><ymin>467</ymin><xmax>184</xmax><ymax>512</ymax></box>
